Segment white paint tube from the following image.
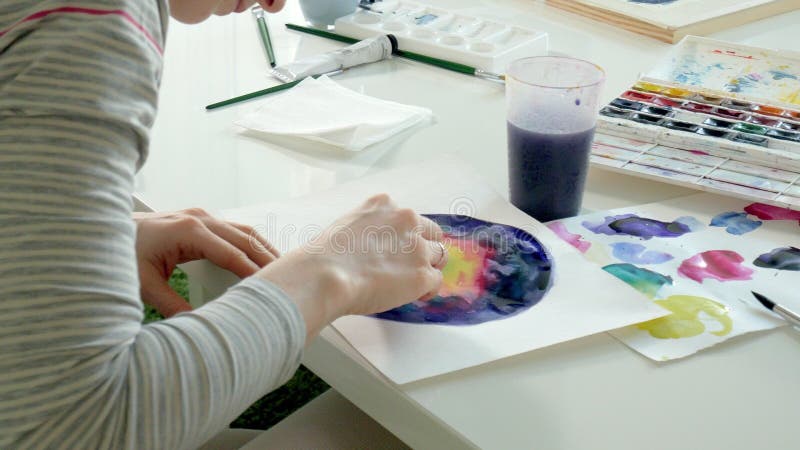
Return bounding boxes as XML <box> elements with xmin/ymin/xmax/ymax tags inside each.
<box><xmin>271</xmin><ymin>34</ymin><xmax>397</xmax><ymax>83</ymax></box>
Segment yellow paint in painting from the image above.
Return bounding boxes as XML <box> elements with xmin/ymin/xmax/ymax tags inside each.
<box><xmin>778</xmin><ymin>89</ymin><xmax>800</xmax><ymax>105</ymax></box>
<box><xmin>439</xmin><ymin>239</ymin><xmax>485</xmax><ymax>299</ymax></box>
<box><xmin>637</xmin><ymin>295</ymin><xmax>733</xmax><ymax>339</ymax></box>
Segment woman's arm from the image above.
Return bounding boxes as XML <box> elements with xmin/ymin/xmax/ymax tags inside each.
<box><xmin>0</xmin><ymin>3</ymin><xmax>306</xmax><ymax>448</ymax></box>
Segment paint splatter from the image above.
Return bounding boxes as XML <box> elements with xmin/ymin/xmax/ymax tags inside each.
<box><xmin>582</xmin><ymin>213</ymin><xmax>702</xmax><ymax>240</ymax></box>
<box><xmin>629</xmin><ymin>0</ymin><xmax>678</xmax><ymax>4</ymax></box>
<box><xmin>678</xmin><ymin>250</ymin><xmax>753</xmax><ymax>283</ymax></box>
<box><xmin>603</xmin><ymin>263</ymin><xmax>672</xmax><ymax>298</ymax></box>
<box><xmin>709</xmin><ymin>211</ymin><xmax>762</xmax><ymax>235</ymax></box>
<box><xmin>769</xmin><ymin>70</ymin><xmax>799</xmax><ymax>81</ymax></box>
<box><xmin>636</xmin><ymin>295</ymin><xmax>732</xmax><ymax>339</ymax></box>
<box><xmin>743</xmin><ymin>203</ymin><xmax>800</xmax><ymax>223</ymax></box>
<box><xmin>754</xmin><ymin>247</ymin><xmax>800</xmax><ymax>271</ymax></box>
<box><xmin>374</xmin><ymin>215</ymin><xmax>553</xmax><ymax>325</ymax></box>
<box><xmin>546</xmin><ymin>222</ymin><xmax>591</xmax><ymax>253</ymax></box>
<box><xmin>610</xmin><ymin>242</ymin><xmax>673</xmax><ymax>265</ymax></box>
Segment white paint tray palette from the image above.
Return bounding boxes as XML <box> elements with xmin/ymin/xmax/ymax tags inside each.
<box><xmin>335</xmin><ymin>1</ymin><xmax>548</xmax><ymax>73</ymax></box>
<box><xmin>592</xmin><ymin>36</ymin><xmax>800</xmax><ymax>210</ymax></box>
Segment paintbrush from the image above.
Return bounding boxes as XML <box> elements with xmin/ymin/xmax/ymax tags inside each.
<box><xmin>205</xmin><ymin>70</ymin><xmax>344</xmax><ymax>110</ymax></box>
<box><xmin>752</xmin><ymin>291</ymin><xmax>800</xmax><ymax>329</ymax></box>
<box><xmin>284</xmin><ymin>23</ymin><xmax>505</xmax><ymax>83</ymax></box>
<box><xmin>251</xmin><ymin>5</ymin><xmax>276</xmax><ymax>67</ymax></box>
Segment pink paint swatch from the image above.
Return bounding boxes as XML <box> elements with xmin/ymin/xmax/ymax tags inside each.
<box><xmin>547</xmin><ymin>222</ymin><xmax>591</xmax><ymax>253</ymax></box>
<box><xmin>678</xmin><ymin>250</ymin><xmax>754</xmax><ymax>283</ymax></box>
<box><xmin>744</xmin><ymin>203</ymin><xmax>800</xmax><ymax>223</ymax></box>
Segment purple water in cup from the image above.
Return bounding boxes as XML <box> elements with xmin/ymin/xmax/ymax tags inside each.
<box><xmin>506</xmin><ymin>57</ymin><xmax>605</xmax><ymax>222</ymax></box>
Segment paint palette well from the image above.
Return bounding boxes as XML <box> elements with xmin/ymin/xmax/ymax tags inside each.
<box><xmin>335</xmin><ymin>1</ymin><xmax>548</xmax><ymax>73</ymax></box>
<box><xmin>373</xmin><ymin>214</ymin><xmax>553</xmax><ymax>325</ymax></box>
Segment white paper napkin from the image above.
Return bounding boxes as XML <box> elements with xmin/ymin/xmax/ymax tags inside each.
<box><xmin>234</xmin><ymin>76</ymin><xmax>434</xmax><ymax>151</ymax></box>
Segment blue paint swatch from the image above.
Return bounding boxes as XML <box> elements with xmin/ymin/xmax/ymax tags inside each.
<box><xmin>754</xmin><ymin>247</ymin><xmax>800</xmax><ymax>271</ymax></box>
<box><xmin>611</xmin><ymin>242</ymin><xmax>674</xmax><ymax>265</ymax></box>
<box><xmin>582</xmin><ymin>213</ymin><xmax>702</xmax><ymax>240</ymax></box>
<box><xmin>710</xmin><ymin>211</ymin><xmax>762</xmax><ymax>235</ymax></box>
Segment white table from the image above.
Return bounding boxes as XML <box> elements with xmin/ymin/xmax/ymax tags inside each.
<box><xmin>138</xmin><ymin>1</ymin><xmax>800</xmax><ymax>448</ymax></box>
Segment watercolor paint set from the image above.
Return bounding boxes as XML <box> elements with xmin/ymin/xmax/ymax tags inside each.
<box><xmin>592</xmin><ymin>36</ymin><xmax>800</xmax><ymax>210</ymax></box>
<box><xmin>335</xmin><ymin>1</ymin><xmax>549</xmax><ymax>73</ymax></box>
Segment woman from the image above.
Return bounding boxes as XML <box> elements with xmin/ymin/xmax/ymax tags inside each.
<box><xmin>0</xmin><ymin>0</ymin><xmax>447</xmax><ymax>448</ymax></box>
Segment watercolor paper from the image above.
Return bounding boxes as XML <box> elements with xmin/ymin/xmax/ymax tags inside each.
<box><xmin>551</xmin><ymin>192</ymin><xmax>799</xmax><ymax>361</ymax></box>
<box><xmin>545</xmin><ymin>0</ymin><xmax>796</xmax><ymax>43</ymax></box>
<box><xmin>221</xmin><ymin>156</ymin><xmax>668</xmax><ymax>383</ymax></box>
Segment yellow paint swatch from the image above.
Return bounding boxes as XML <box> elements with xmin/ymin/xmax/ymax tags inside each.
<box><xmin>637</xmin><ymin>295</ymin><xmax>732</xmax><ymax>339</ymax></box>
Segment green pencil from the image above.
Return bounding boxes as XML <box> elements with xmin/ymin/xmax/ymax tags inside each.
<box><xmin>285</xmin><ymin>23</ymin><xmax>505</xmax><ymax>82</ymax></box>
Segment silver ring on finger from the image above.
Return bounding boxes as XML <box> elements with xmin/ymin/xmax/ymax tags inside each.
<box><xmin>434</xmin><ymin>241</ymin><xmax>447</xmax><ymax>268</ymax></box>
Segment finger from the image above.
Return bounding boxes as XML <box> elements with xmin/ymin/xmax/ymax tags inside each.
<box><xmin>141</xmin><ymin>277</ymin><xmax>193</xmax><ymax>318</ymax></box>
<box><xmin>204</xmin><ymin>221</ymin><xmax>276</xmax><ymax>268</ymax></box>
<box><xmin>363</xmin><ymin>193</ymin><xmax>397</xmax><ymax>210</ymax></box>
<box><xmin>417</xmin><ymin>215</ymin><xmax>444</xmax><ymax>241</ymax></box>
<box><xmin>229</xmin><ymin>222</ymin><xmax>281</xmax><ymax>258</ymax></box>
<box><xmin>187</xmin><ymin>226</ymin><xmax>261</xmax><ymax>278</ymax></box>
<box><xmin>427</xmin><ymin>239</ymin><xmax>449</xmax><ymax>270</ymax></box>
<box><xmin>418</xmin><ymin>267</ymin><xmax>444</xmax><ymax>301</ymax></box>
<box><xmin>260</xmin><ymin>0</ymin><xmax>286</xmax><ymax>13</ymax></box>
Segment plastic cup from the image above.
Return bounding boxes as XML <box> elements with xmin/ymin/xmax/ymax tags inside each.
<box><xmin>506</xmin><ymin>56</ymin><xmax>605</xmax><ymax>222</ymax></box>
<box><xmin>299</xmin><ymin>0</ymin><xmax>360</xmax><ymax>28</ymax></box>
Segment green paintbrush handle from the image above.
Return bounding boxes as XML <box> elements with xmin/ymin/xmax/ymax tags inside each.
<box><xmin>285</xmin><ymin>23</ymin><xmax>477</xmax><ymax>76</ymax></box>
<box><xmin>256</xmin><ymin>17</ymin><xmax>276</xmax><ymax>67</ymax></box>
<box><xmin>206</xmin><ymin>78</ymin><xmax>302</xmax><ymax>110</ymax></box>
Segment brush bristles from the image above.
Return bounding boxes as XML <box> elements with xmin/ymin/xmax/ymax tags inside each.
<box><xmin>752</xmin><ymin>291</ymin><xmax>775</xmax><ymax>311</ymax></box>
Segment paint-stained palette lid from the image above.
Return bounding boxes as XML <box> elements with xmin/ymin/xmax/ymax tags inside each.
<box><xmin>642</xmin><ymin>36</ymin><xmax>800</xmax><ymax>110</ymax></box>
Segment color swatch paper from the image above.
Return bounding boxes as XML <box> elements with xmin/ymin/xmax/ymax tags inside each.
<box><xmin>551</xmin><ymin>193</ymin><xmax>799</xmax><ymax>361</ymax></box>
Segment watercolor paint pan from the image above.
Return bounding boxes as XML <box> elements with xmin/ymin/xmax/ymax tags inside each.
<box><xmin>630</xmin><ymin>113</ymin><xmax>664</xmax><ymax>125</ymax></box>
<box><xmin>703</xmin><ymin>117</ymin><xmax>736</xmax><ymax>129</ymax></box>
<box><xmin>745</xmin><ymin>115</ymin><xmax>780</xmax><ymax>127</ymax></box>
<box><xmin>622</xmin><ymin>90</ymin><xmax>656</xmax><ymax>102</ymax></box>
<box><xmin>600</xmin><ymin>106</ymin><xmax>632</xmax><ymax>119</ymax></box>
<box><xmin>732</xmin><ymin>123</ymin><xmax>768</xmax><ymax>135</ymax></box>
<box><xmin>766</xmin><ymin>129</ymin><xmax>800</xmax><ymax>142</ymax></box>
<box><xmin>731</xmin><ymin>133</ymin><xmax>768</xmax><ymax>147</ymax></box>
<box><xmin>721</xmin><ymin>98</ymin><xmax>755</xmax><ymax>111</ymax></box>
<box><xmin>778</xmin><ymin>121</ymin><xmax>800</xmax><ymax>131</ymax></box>
<box><xmin>663</xmin><ymin>120</ymin><xmax>699</xmax><ymax>133</ymax></box>
<box><xmin>610</xmin><ymin>98</ymin><xmax>645</xmax><ymax>111</ymax></box>
<box><xmin>696</xmin><ymin>126</ymin><xmax>729</xmax><ymax>138</ymax></box>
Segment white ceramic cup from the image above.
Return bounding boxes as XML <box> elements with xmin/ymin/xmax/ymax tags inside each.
<box><xmin>298</xmin><ymin>0</ymin><xmax>360</xmax><ymax>27</ymax></box>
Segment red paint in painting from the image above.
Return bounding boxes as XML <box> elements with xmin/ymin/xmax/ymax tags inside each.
<box><xmin>678</xmin><ymin>250</ymin><xmax>753</xmax><ymax>283</ymax></box>
<box><xmin>744</xmin><ymin>203</ymin><xmax>800</xmax><ymax>223</ymax></box>
<box><xmin>546</xmin><ymin>222</ymin><xmax>591</xmax><ymax>253</ymax></box>
<box><xmin>711</xmin><ymin>49</ymin><xmax>755</xmax><ymax>60</ymax></box>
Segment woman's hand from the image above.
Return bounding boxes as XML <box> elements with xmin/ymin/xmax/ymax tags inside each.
<box><xmin>257</xmin><ymin>194</ymin><xmax>447</xmax><ymax>339</ymax></box>
<box><xmin>134</xmin><ymin>208</ymin><xmax>279</xmax><ymax>317</ymax></box>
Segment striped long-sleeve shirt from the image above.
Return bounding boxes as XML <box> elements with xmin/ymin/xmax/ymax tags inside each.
<box><xmin>0</xmin><ymin>2</ymin><xmax>306</xmax><ymax>448</ymax></box>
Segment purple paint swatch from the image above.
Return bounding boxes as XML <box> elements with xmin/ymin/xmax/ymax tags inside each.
<box><xmin>373</xmin><ymin>215</ymin><xmax>554</xmax><ymax>326</ymax></box>
<box><xmin>582</xmin><ymin>213</ymin><xmax>701</xmax><ymax>240</ymax></box>
<box><xmin>754</xmin><ymin>247</ymin><xmax>800</xmax><ymax>271</ymax></box>
<box><xmin>710</xmin><ymin>211</ymin><xmax>762</xmax><ymax>235</ymax></box>
<box><xmin>610</xmin><ymin>242</ymin><xmax>673</xmax><ymax>265</ymax></box>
